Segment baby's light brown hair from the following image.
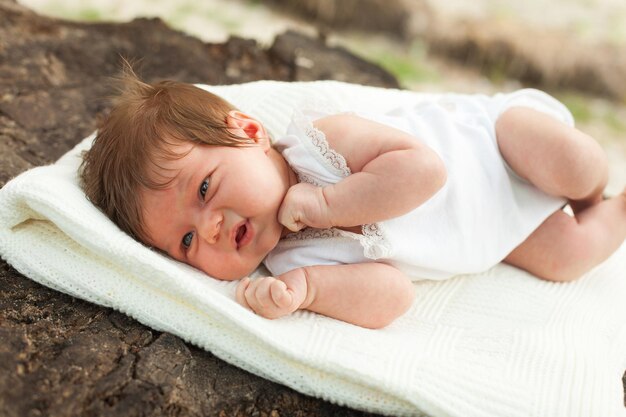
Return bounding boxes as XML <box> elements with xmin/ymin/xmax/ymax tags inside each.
<box><xmin>80</xmin><ymin>63</ymin><xmax>254</xmax><ymax>243</ymax></box>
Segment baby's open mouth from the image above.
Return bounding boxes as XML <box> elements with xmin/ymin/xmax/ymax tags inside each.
<box><xmin>233</xmin><ymin>220</ymin><xmax>253</xmax><ymax>249</ymax></box>
<box><xmin>235</xmin><ymin>223</ymin><xmax>247</xmax><ymax>245</ymax></box>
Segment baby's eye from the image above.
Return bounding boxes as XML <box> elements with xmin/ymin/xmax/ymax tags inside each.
<box><xmin>182</xmin><ymin>232</ymin><xmax>194</xmax><ymax>249</ymax></box>
<box><xmin>199</xmin><ymin>178</ymin><xmax>210</xmax><ymax>199</ymax></box>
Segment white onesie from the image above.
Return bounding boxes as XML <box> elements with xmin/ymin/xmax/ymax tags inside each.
<box><xmin>262</xmin><ymin>89</ymin><xmax>571</xmax><ymax>281</ymax></box>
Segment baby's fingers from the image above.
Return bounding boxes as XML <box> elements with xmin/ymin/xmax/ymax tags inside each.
<box><xmin>278</xmin><ymin>205</ymin><xmax>306</xmax><ymax>232</ymax></box>
<box><xmin>270</xmin><ymin>279</ymin><xmax>293</xmax><ymax>309</ymax></box>
<box><xmin>278</xmin><ymin>214</ymin><xmax>302</xmax><ymax>232</ymax></box>
<box><xmin>236</xmin><ymin>277</ymin><xmax>251</xmax><ymax>309</ymax></box>
<box><xmin>250</xmin><ymin>277</ymin><xmax>274</xmax><ymax>309</ymax></box>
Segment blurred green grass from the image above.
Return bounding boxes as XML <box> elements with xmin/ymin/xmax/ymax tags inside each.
<box><xmin>77</xmin><ymin>8</ymin><xmax>102</xmax><ymax>21</ymax></box>
<box><xmin>338</xmin><ymin>37</ymin><xmax>441</xmax><ymax>88</ymax></box>
<box><xmin>560</xmin><ymin>93</ymin><xmax>626</xmax><ymax>133</ymax></box>
<box><xmin>558</xmin><ymin>93</ymin><xmax>594</xmax><ymax>123</ymax></box>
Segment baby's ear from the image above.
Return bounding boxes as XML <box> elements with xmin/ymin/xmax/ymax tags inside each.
<box><xmin>226</xmin><ymin>110</ymin><xmax>270</xmax><ymax>149</ymax></box>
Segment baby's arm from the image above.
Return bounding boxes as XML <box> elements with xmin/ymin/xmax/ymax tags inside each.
<box><xmin>236</xmin><ymin>263</ymin><xmax>415</xmax><ymax>329</ymax></box>
<box><xmin>280</xmin><ymin>113</ymin><xmax>447</xmax><ymax>231</ymax></box>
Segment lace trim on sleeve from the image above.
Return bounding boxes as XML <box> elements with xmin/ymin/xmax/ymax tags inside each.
<box><xmin>296</xmin><ymin>172</ymin><xmax>325</xmax><ymax>187</ymax></box>
<box><xmin>280</xmin><ymin>224</ymin><xmax>393</xmax><ymax>260</ymax></box>
<box><xmin>292</xmin><ymin>111</ymin><xmax>351</xmax><ymax>178</ymax></box>
<box><xmin>281</xmin><ymin>228</ymin><xmax>344</xmax><ymax>242</ymax></box>
<box><xmin>358</xmin><ymin>223</ymin><xmax>393</xmax><ymax>259</ymax></box>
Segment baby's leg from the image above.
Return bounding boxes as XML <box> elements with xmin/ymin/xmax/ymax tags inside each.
<box><xmin>503</xmin><ymin>189</ymin><xmax>626</xmax><ymax>281</ymax></box>
<box><xmin>495</xmin><ymin>107</ymin><xmax>608</xmax><ymax>214</ymax></box>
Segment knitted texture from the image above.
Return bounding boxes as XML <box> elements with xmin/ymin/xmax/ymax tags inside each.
<box><xmin>1</xmin><ymin>81</ymin><xmax>625</xmax><ymax>417</ymax></box>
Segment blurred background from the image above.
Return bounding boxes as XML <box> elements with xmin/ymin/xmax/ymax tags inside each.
<box><xmin>17</xmin><ymin>0</ymin><xmax>626</xmax><ymax>193</ymax></box>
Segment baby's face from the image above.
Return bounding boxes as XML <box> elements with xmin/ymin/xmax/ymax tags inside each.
<box><xmin>140</xmin><ymin>114</ymin><xmax>295</xmax><ymax>280</ymax></box>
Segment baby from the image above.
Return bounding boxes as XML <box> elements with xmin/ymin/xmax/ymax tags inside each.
<box><xmin>80</xmin><ymin>67</ymin><xmax>626</xmax><ymax>329</ymax></box>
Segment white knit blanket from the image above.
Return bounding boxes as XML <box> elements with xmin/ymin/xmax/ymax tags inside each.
<box><xmin>1</xmin><ymin>81</ymin><xmax>625</xmax><ymax>417</ymax></box>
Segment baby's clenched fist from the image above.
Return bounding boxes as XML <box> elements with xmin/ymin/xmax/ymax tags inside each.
<box><xmin>278</xmin><ymin>182</ymin><xmax>332</xmax><ymax>232</ymax></box>
<box><xmin>236</xmin><ymin>269</ymin><xmax>308</xmax><ymax>320</ymax></box>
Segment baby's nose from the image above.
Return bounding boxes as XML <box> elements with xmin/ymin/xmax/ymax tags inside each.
<box><xmin>199</xmin><ymin>212</ymin><xmax>223</xmax><ymax>244</ymax></box>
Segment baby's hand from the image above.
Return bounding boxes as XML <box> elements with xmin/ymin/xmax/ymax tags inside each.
<box><xmin>278</xmin><ymin>182</ymin><xmax>332</xmax><ymax>232</ymax></box>
<box><xmin>236</xmin><ymin>270</ymin><xmax>308</xmax><ymax>320</ymax></box>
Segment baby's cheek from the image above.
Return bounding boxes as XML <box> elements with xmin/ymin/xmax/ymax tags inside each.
<box><xmin>247</xmin><ymin>185</ymin><xmax>283</xmax><ymax>209</ymax></box>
